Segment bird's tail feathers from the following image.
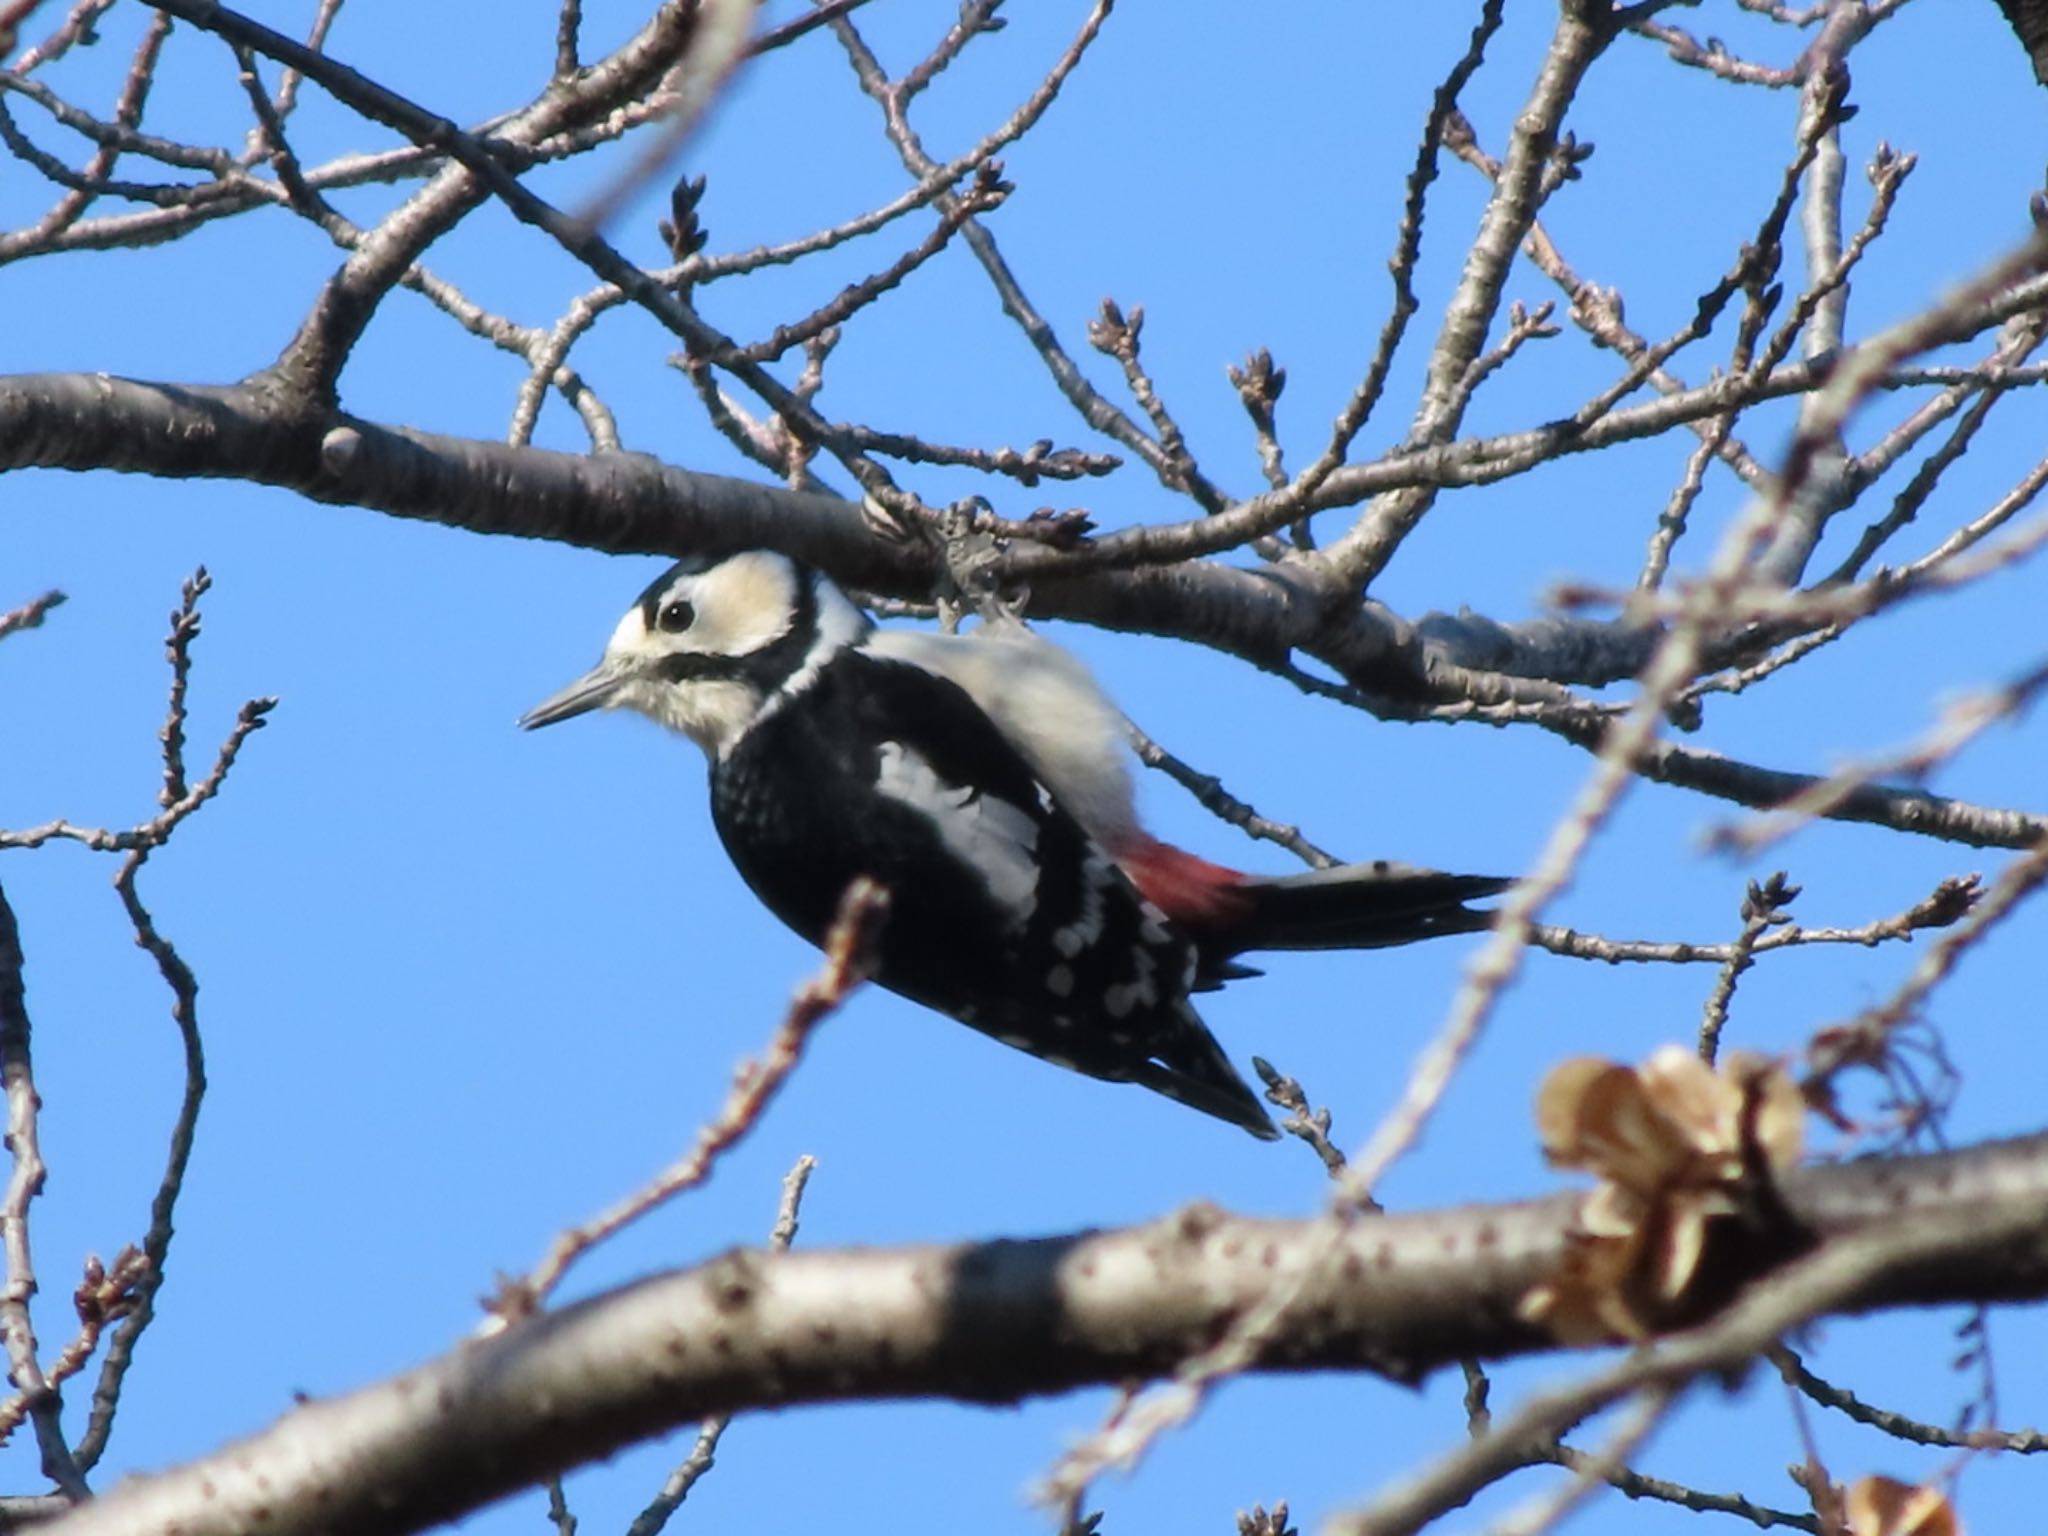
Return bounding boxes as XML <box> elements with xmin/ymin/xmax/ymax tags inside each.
<box><xmin>1230</xmin><ymin>860</ymin><xmax>1509</xmax><ymax>954</ymax></box>
<box><xmin>1128</xmin><ymin>1015</ymin><xmax>1279</xmax><ymax>1140</ymax></box>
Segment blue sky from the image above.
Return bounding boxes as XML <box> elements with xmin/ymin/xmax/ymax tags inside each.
<box><xmin>4</xmin><ymin>1</ymin><xmax>2046</xmax><ymax>1532</ymax></box>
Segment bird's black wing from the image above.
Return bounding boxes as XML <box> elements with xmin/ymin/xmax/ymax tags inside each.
<box><xmin>710</xmin><ymin>648</ymin><xmax>1275</xmax><ymax>1138</ymax></box>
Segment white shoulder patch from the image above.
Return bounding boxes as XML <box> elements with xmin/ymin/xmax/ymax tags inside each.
<box><xmin>784</xmin><ymin>576</ymin><xmax>872</xmax><ymax>698</ymax></box>
<box><xmin>751</xmin><ymin>573</ymin><xmax>876</xmax><ymax>738</ymax></box>
<box><xmin>874</xmin><ymin>740</ymin><xmax>1040</xmax><ymax>923</ymax></box>
<box><xmin>866</xmin><ymin>623</ymin><xmax>1139</xmax><ymax>845</ymax></box>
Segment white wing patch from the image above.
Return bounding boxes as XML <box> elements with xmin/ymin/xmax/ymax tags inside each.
<box><xmin>866</xmin><ymin>625</ymin><xmax>1140</xmax><ymax>845</ymax></box>
<box><xmin>874</xmin><ymin>741</ymin><xmax>1040</xmax><ymax>924</ymax></box>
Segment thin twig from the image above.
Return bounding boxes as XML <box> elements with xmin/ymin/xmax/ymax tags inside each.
<box><xmin>552</xmin><ymin>0</ymin><xmax>581</xmax><ymax>79</ymax></box>
<box><xmin>1529</xmin><ymin>874</ymin><xmax>1979</xmax><ymax>966</ymax></box>
<box><xmin>624</xmin><ymin>1156</ymin><xmax>818</xmax><ymax>1536</ymax></box>
<box><xmin>1775</xmin><ymin>1345</ymin><xmax>2048</xmax><ymax>1454</ymax></box>
<box><xmin>75</xmin><ymin>849</ymin><xmax>209</xmax><ymax>1474</ymax></box>
<box><xmin>9</xmin><ymin>0</ymin><xmax>122</xmax><ymax>75</ymax></box>
<box><xmin>1699</xmin><ymin>874</ymin><xmax>1797</xmax><ymax>1064</ymax></box>
<box><xmin>1534</xmin><ymin>1435</ymin><xmax>1819</xmax><ymax>1531</ymax></box>
<box><xmin>543</xmin><ymin>1477</ymin><xmax>576</xmax><ymax>1536</ymax></box>
<box><xmin>0</xmin><ymin>571</ymin><xmax>263</xmax><ymax>1473</ymax></box>
<box><xmin>0</xmin><ymin>697</ymin><xmax>275</xmax><ymax>854</ymax></box>
<box><xmin>1251</xmin><ymin>1058</ymin><xmax>1355</xmax><ymax>1188</ymax></box>
<box><xmin>1480</xmin><ymin>1387</ymin><xmax>1677</xmax><ymax>1536</ymax></box>
<box><xmin>1812</xmin><ymin>837</ymin><xmax>2048</xmax><ymax>1067</ymax></box>
<box><xmin>1087</xmin><ymin>299</ymin><xmax>1222</xmax><ymax>512</ymax></box>
<box><xmin>1124</xmin><ymin>723</ymin><xmax>1335</xmax><ymax>868</ymax></box>
<box><xmin>1710</xmin><ymin>654</ymin><xmax>2048</xmax><ymax>856</ymax></box>
<box><xmin>726</xmin><ymin>167</ymin><xmax>1008</xmax><ymax>365</ymax></box>
<box><xmin>825</xmin><ymin>1</ymin><xmax>1169</xmax><ymax>492</ymax></box>
<box><xmin>0</xmin><ymin>882</ymin><xmax>88</xmax><ymax>1500</ymax></box>
<box><xmin>1827</xmin><ymin>322</ymin><xmax>2048</xmax><ymax>583</ymax></box>
<box><xmin>265</xmin><ymin>0</ymin><xmax>344</xmax><ymax>124</ymax></box>
<box><xmin>0</xmin><ymin>1250</ymin><xmax>148</xmax><ymax>1446</ymax></box>
<box><xmin>0</xmin><ymin>591</ymin><xmax>65</xmax><ymax>641</ymax></box>
<box><xmin>570</xmin><ymin>0</ymin><xmax>757</xmax><ymax>235</ymax></box>
<box><xmin>496</xmin><ymin>884</ymin><xmax>884</xmax><ymax>1319</ymax></box>
<box><xmin>156</xmin><ymin>569</ymin><xmax>208</xmax><ymax>808</ymax></box>
<box><xmin>747</xmin><ymin>0</ymin><xmax>872</xmax><ymax>58</ymax></box>
<box><xmin>837</xmin><ymin>427</ymin><xmax>1117</xmax><ymax>484</ymax></box>
<box><xmin>76</xmin><ymin>580</ymin><xmax>255</xmax><ymax>1473</ymax></box>
<box><xmin>895</xmin><ymin>0</ymin><xmax>1001</xmax><ymax>106</ymax></box>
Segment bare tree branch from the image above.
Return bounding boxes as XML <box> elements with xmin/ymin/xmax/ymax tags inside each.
<box><xmin>623</xmin><ymin>1155</ymin><xmax>818</xmax><ymax>1536</ymax></box>
<box><xmin>0</xmin><ymin>882</ymin><xmax>88</xmax><ymax>1502</ymax></box>
<box><xmin>30</xmin><ymin>1131</ymin><xmax>2048</xmax><ymax>1536</ymax></box>
<box><xmin>496</xmin><ymin>882</ymin><xmax>882</xmax><ymax>1317</ymax></box>
<box><xmin>8</xmin><ymin>4</ymin><xmax>2048</xmax><ymax>1527</ymax></box>
<box><xmin>0</xmin><ymin>590</ymin><xmax>64</xmax><ymax>641</ymax></box>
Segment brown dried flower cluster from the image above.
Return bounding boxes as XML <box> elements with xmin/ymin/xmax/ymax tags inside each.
<box><xmin>1521</xmin><ymin>1045</ymin><xmax>1806</xmax><ymax>1343</ymax></box>
<box><xmin>1842</xmin><ymin>1474</ymin><xmax>1962</xmax><ymax>1536</ymax></box>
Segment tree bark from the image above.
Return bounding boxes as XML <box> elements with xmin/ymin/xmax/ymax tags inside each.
<box><xmin>39</xmin><ymin>1131</ymin><xmax>2048</xmax><ymax>1536</ymax></box>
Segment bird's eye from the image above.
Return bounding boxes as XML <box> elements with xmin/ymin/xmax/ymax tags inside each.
<box><xmin>657</xmin><ymin>598</ymin><xmax>695</xmax><ymax>634</ymax></box>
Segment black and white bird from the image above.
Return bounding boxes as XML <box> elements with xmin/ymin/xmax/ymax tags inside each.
<box><xmin>521</xmin><ymin>551</ymin><xmax>1506</xmax><ymax>1139</ymax></box>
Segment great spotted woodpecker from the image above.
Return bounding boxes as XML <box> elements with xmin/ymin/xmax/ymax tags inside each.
<box><xmin>520</xmin><ymin>551</ymin><xmax>1505</xmax><ymax>1139</ymax></box>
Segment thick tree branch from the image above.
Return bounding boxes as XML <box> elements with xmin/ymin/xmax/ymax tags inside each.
<box><xmin>0</xmin><ymin>370</ymin><xmax>1578</xmax><ymax>680</ymax></box>
<box><xmin>8</xmin><ymin>369</ymin><xmax>2041</xmax><ymax>853</ymax></box>
<box><xmin>1993</xmin><ymin>0</ymin><xmax>2048</xmax><ymax>88</ymax></box>
<box><xmin>0</xmin><ymin>365</ymin><xmax>1825</xmax><ymax>683</ymax></box>
<box><xmin>33</xmin><ymin>1131</ymin><xmax>2048</xmax><ymax>1536</ymax></box>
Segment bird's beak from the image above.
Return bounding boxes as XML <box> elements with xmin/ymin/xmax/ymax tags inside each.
<box><xmin>519</xmin><ymin>659</ymin><xmax>630</xmax><ymax>730</ymax></box>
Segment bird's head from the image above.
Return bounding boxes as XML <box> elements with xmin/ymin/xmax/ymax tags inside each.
<box><xmin>519</xmin><ymin>550</ymin><xmax>870</xmax><ymax>755</ymax></box>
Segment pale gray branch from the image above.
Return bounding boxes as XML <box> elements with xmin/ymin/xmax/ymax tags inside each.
<box><xmin>35</xmin><ymin>1132</ymin><xmax>2048</xmax><ymax>1536</ymax></box>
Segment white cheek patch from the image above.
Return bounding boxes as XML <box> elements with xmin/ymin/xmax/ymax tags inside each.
<box><xmin>606</xmin><ymin>606</ymin><xmax>651</xmax><ymax>655</ymax></box>
<box><xmin>682</xmin><ymin>553</ymin><xmax>801</xmax><ymax>657</ymax></box>
<box><xmin>621</xmin><ymin>675</ymin><xmax>759</xmax><ymax>757</ymax></box>
<box><xmin>874</xmin><ymin>741</ymin><xmax>1039</xmax><ymax>924</ymax></box>
<box><xmin>606</xmin><ymin>555</ymin><xmax>805</xmax><ymax>678</ymax></box>
<box><xmin>597</xmin><ymin>554</ymin><xmax>873</xmax><ymax>757</ymax></box>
